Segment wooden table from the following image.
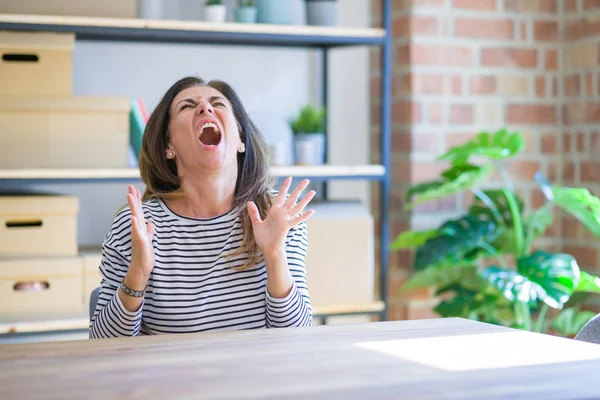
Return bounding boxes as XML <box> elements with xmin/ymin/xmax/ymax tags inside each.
<box><xmin>2</xmin><ymin>318</ymin><xmax>600</xmax><ymax>399</ymax></box>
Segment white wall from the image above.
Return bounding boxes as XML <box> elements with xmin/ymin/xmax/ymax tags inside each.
<box><xmin>20</xmin><ymin>0</ymin><xmax>371</xmax><ymax>247</ymax></box>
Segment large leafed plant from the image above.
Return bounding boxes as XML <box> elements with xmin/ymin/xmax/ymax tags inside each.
<box><xmin>393</xmin><ymin>129</ymin><xmax>600</xmax><ymax>336</ymax></box>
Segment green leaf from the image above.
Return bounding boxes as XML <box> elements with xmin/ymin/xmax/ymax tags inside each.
<box><xmin>524</xmin><ymin>205</ymin><xmax>554</xmax><ymax>240</ymax></box>
<box><xmin>552</xmin><ymin>185</ymin><xmax>600</xmax><ymax>237</ymax></box>
<box><xmin>482</xmin><ymin>266</ymin><xmax>546</xmax><ymax>306</ymax></box>
<box><xmin>469</xmin><ymin>189</ymin><xmax>525</xmax><ymax>226</ymax></box>
<box><xmin>438</xmin><ymin>128</ymin><xmax>525</xmax><ymax>164</ymax></box>
<box><xmin>415</xmin><ymin>215</ymin><xmax>500</xmax><ymax>270</ymax></box>
<box><xmin>405</xmin><ymin>164</ymin><xmax>493</xmax><ymax>209</ymax></box>
<box><xmin>390</xmin><ymin>229</ymin><xmax>438</xmax><ymax>250</ymax></box>
<box><xmin>576</xmin><ymin>271</ymin><xmax>600</xmax><ymax>293</ymax></box>
<box><xmin>403</xmin><ymin>264</ymin><xmax>483</xmax><ymax>291</ymax></box>
<box><xmin>517</xmin><ymin>251</ymin><xmax>579</xmax><ymax>308</ymax></box>
<box><xmin>551</xmin><ymin>308</ymin><xmax>596</xmax><ymax>337</ymax></box>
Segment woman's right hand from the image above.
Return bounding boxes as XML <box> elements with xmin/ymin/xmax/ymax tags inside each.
<box><xmin>125</xmin><ymin>185</ymin><xmax>156</xmax><ymax>287</ymax></box>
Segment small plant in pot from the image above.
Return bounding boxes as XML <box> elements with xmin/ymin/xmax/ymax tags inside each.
<box><xmin>289</xmin><ymin>104</ymin><xmax>326</xmax><ymax>166</ymax></box>
<box><xmin>306</xmin><ymin>0</ymin><xmax>337</xmax><ymax>26</ymax></box>
<box><xmin>204</xmin><ymin>0</ymin><xmax>226</xmax><ymax>23</ymax></box>
<box><xmin>235</xmin><ymin>0</ymin><xmax>257</xmax><ymax>23</ymax></box>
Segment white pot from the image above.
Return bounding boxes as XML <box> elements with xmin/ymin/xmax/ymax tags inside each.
<box><xmin>204</xmin><ymin>4</ymin><xmax>227</xmax><ymax>23</ymax></box>
<box><xmin>137</xmin><ymin>0</ymin><xmax>164</xmax><ymax>19</ymax></box>
<box><xmin>306</xmin><ymin>1</ymin><xmax>337</xmax><ymax>26</ymax></box>
<box><xmin>293</xmin><ymin>133</ymin><xmax>325</xmax><ymax>165</ymax></box>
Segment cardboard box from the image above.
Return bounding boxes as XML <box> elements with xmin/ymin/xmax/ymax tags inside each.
<box><xmin>0</xmin><ymin>0</ymin><xmax>136</xmax><ymax>18</ymax></box>
<box><xmin>0</xmin><ymin>195</ymin><xmax>78</xmax><ymax>258</ymax></box>
<box><xmin>304</xmin><ymin>201</ymin><xmax>375</xmax><ymax>309</ymax></box>
<box><xmin>0</xmin><ymin>257</ymin><xmax>83</xmax><ymax>322</ymax></box>
<box><xmin>0</xmin><ymin>96</ymin><xmax>131</xmax><ymax>168</ymax></box>
<box><xmin>0</xmin><ymin>30</ymin><xmax>74</xmax><ymax>97</ymax></box>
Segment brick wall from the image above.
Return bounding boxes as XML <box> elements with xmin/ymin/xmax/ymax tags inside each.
<box><xmin>371</xmin><ymin>0</ymin><xmax>600</xmax><ymax>320</ymax></box>
<box><xmin>562</xmin><ymin>0</ymin><xmax>600</xmax><ymax>275</ymax></box>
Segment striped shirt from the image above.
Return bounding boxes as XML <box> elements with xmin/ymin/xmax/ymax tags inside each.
<box><xmin>89</xmin><ymin>197</ymin><xmax>312</xmax><ymax>339</ymax></box>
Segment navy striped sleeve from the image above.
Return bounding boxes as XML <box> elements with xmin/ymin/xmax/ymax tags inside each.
<box><xmin>90</xmin><ymin>209</ymin><xmax>144</xmax><ymax>339</ymax></box>
<box><xmin>265</xmin><ymin>221</ymin><xmax>313</xmax><ymax>328</ymax></box>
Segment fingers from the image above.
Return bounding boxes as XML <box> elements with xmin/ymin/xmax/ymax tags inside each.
<box><xmin>285</xmin><ymin>179</ymin><xmax>310</xmax><ymax>208</ymax></box>
<box><xmin>247</xmin><ymin>201</ymin><xmax>263</xmax><ymax>225</ymax></box>
<box><xmin>127</xmin><ymin>185</ymin><xmax>145</xmax><ymax>224</ymax></box>
<box><xmin>147</xmin><ymin>221</ymin><xmax>155</xmax><ymax>241</ymax></box>
<box><xmin>274</xmin><ymin>177</ymin><xmax>292</xmax><ymax>207</ymax></box>
<box><xmin>290</xmin><ymin>189</ymin><xmax>316</xmax><ymax>215</ymax></box>
<box><xmin>292</xmin><ymin>209</ymin><xmax>316</xmax><ymax>225</ymax></box>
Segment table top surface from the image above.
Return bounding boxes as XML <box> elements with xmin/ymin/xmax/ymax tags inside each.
<box><xmin>2</xmin><ymin>318</ymin><xmax>600</xmax><ymax>400</ymax></box>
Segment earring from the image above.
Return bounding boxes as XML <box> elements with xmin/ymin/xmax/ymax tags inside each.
<box><xmin>168</xmin><ymin>151</ymin><xmax>174</xmax><ymax>159</ymax></box>
<box><xmin>238</xmin><ymin>144</ymin><xmax>245</xmax><ymax>153</ymax></box>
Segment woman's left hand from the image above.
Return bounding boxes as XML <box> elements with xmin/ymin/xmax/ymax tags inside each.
<box><xmin>247</xmin><ymin>177</ymin><xmax>316</xmax><ymax>259</ymax></box>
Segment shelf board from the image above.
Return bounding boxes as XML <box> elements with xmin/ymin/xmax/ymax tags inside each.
<box><xmin>0</xmin><ymin>165</ymin><xmax>385</xmax><ymax>184</ymax></box>
<box><xmin>0</xmin><ymin>13</ymin><xmax>386</xmax><ymax>48</ymax></box>
<box><xmin>0</xmin><ymin>302</ymin><xmax>385</xmax><ymax>335</ymax></box>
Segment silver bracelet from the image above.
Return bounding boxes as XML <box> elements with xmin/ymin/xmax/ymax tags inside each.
<box><xmin>120</xmin><ymin>281</ymin><xmax>146</xmax><ymax>298</ymax></box>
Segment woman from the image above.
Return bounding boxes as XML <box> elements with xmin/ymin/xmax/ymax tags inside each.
<box><xmin>90</xmin><ymin>76</ymin><xmax>315</xmax><ymax>338</ymax></box>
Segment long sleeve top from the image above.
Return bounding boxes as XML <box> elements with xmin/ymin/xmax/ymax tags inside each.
<box><xmin>89</xmin><ymin>197</ymin><xmax>312</xmax><ymax>338</ymax></box>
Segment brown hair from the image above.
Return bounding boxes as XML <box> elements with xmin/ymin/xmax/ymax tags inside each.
<box><xmin>138</xmin><ymin>76</ymin><xmax>275</xmax><ymax>270</ymax></box>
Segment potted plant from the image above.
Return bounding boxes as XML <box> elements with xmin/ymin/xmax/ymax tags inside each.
<box><xmin>256</xmin><ymin>0</ymin><xmax>293</xmax><ymax>24</ymax></box>
<box><xmin>289</xmin><ymin>104</ymin><xmax>326</xmax><ymax>166</ymax></box>
<box><xmin>204</xmin><ymin>0</ymin><xmax>226</xmax><ymax>23</ymax></box>
<box><xmin>235</xmin><ymin>0</ymin><xmax>257</xmax><ymax>23</ymax></box>
<box><xmin>306</xmin><ymin>0</ymin><xmax>337</xmax><ymax>26</ymax></box>
<box><xmin>392</xmin><ymin>128</ymin><xmax>600</xmax><ymax>337</ymax></box>
<box><xmin>137</xmin><ymin>0</ymin><xmax>164</xmax><ymax>19</ymax></box>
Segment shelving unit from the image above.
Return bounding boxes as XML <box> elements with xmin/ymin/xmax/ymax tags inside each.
<box><xmin>0</xmin><ymin>0</ymin><xmax>392</xmax><ymax>333</ymax></box>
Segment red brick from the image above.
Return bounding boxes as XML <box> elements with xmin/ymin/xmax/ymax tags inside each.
<box><xmin>452</xmin><ymin>76</ymin><xmax>462</xmax><ymax>95</ymax></box>
<box><xmin>392</xmin><ymin>101</ymin><xmax>421</xmax><ymax>124</ymax></box>
<box><xmin>553</xmin><ymin>78</ymin><xmax>559</xmax><ymax>97</ymax></box>
<box><xmin>536</xmin><ymin>76</ymin><xmax>546</xmax><ymax>97</ymax></box>
<box><xmin>563</xmin><ymin>132</ymin><xmax>573</xmax><ymax>152</ymax></box>
<box><xmin>453</xmin><ymin>0</ymin><xmax>497</xmax><ymax>9</ymax></box>
<box><xmin>505</xmin><ymin>104</ymin><xmax>557</xmax><ymax>124</ymax></box>
<box><xmin>392</xmin><ymin>15</ymin><xmax>410</xmax><ymax>38</ymax></box>
<box><xmin>566</xmin><ymin>18</ymin><xmax>600</xmax><ymax>41</ymax></box>
<box><xmin>429</xmin><ymin>103</ymin><xmax>445</xmax><ymax>124</ymax></box>
<box><xmin>396</xmin><ymin>44</ymin><xmax>410</xmax><ymax>66</ymax></box>
<box><xmin>450</xmin><ymin>104</ymin><xmax>474</xmax><ymax>124</ymax></box>
<box><xmin>412</xmin><ymin>73</ymin><xmax>444</xmax><ymax>94</ymax></box>
<box><xmin>412</xmin><ymin>195</ymin><xmax>458</xmax><ymax>213</ymax></box>
<box><xmin>563</xmin><ymin>160</ymin><xmax>576</xmax><ymax>181</ymax></box>
<box><xmin>446</xmin><ymin>132</ymin><xmax>476</xmax><ymax>148</ymax></box>
<box><xmin>565</xmin><ymin>0</ymin><xmax>578</xmax><ymax>11</ymax></box>
<box><xmin>584</xmin><ymin>0</ymin><xmax>600</xmax><ymax>9</ymax></box>
<box><xmin>391</xmin><ymin>131</ymin><xmax>441</xmax><ymax>153</ymax></box>
<box><xmin>454</xmin><ymin>18</ymin><xmax>514</xmax><ymax>39</ymax></box>
<box><xmin>505</xmin><ymin>160</ymin><xmax>541</xmax><ymax>180</ymax></box>
<box><xmin>562</xmin><ymin>216</ymin><xmax>580</xmax><ymax>238</ymax></box>
<box><xmin>411</xmin><ymin>16</ymin><xmax>439</xmax><ymax>35</ymax></box>
<box><xmin>504</xmin><ymin>0</ymin><xmax>557</xmax><ymax>13</ymax></box>
<box><xmin>413</xmin><ymin>43</ymin><xmax>475</xmax><ymax>66</ymax></box>
<box><xmin>577</xmin><ymin>131</ymin><xmax>586</xmax><ymax>152</ymax></box>
<box><xmin>591</xmin><ymin>131</ymin><xmax>600</xmax><ymax>154</ymax></box>
<box><xmin>470</xmin><ymin>76</ymin><xmax>496</xmax><ymax>94</ymax></box>
<box><xmin>565</xmin><ymin>74</ymin><xmax>581</xmax><ymax>97</ymax></box>
<box><xmin>406</xmin><ymin>302</ymin><xmax>440</xmax><ymax>320</ymax></box>
<box><xmin>564</xmin><ymin>103</ymin><xmax>600</xmax><ymax>124</ymax></box>
<box><xmin>581</xmin><ymin>161</ymin><xmax>600</xmax><ymax>182</ymax></box>
<box><xmin>521</xmin><ymin>21</ymin><xmax>529</xmax><ymax>41</ymax></box>
<box><xmin>547</xmin><ymin>161</ymin><xmax>559</xmax><ymax>180</ymax></box>
<box><xmin>586</xmin><ymin>73</ymin><xmax>594</xmax><ymax>97</ymax></box>
<box><xmin>541</xmin><ymin>133</ymin><xmax>557</xmax><ymax>152</ymax></box>
<box><xmin>481</xmin><ymin>47</ymin><xmax>538</xmax><ymax>68</ymax></box>
<box><xmin>545</xmin><ymin>49</ymin><xmax>558</xmax><ymax>70</ymax></box>
<box><xmin>534</xmin><ymin>21</ymin><xmax>559</xmax><ymax>41</ymax></box>
<box><xmin>393</xmin><ymin>160</ymin><xmax>447</xmax><ymax>183</ymax></box>
<box><xmin>531</xmin><ymin>190</ymin><xmax>547</xmax><ymax>208</ymax></box>
<box><xmin>564</xmin><ymin>245</ymin><xmax>598</xmax><ymax>268</ymax></box>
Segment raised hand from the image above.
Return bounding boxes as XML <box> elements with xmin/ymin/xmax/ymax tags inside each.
<box><xmin>126</xmin><ymin>185</ymin><xmax>156</xmax><ymax>281</ymax></box>
<box><xmin>247</xmin><ymin>177</ymin><xmax>316</xmax><ymax>259</ymax></box>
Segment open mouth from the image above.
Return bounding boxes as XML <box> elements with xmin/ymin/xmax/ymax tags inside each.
<box><xmin>198</xmin><ymin>121</ymin><xmax>222</xmax><ymax>146</ymax></box>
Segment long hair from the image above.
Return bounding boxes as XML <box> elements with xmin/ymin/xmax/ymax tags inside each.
<box><xmin>138</xmin><ymin>76</ymin><xmax>275</xmax><ymax>270</ymax></box>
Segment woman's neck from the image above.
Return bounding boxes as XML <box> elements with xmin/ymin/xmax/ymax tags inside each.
<box><xmin>168</xmin><ymin>167</ymin><xmax>237</xmax><ymax>219</ymax></box>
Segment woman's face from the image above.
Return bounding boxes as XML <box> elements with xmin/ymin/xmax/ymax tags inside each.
<box><xmin>167</xmin><ymin>85</ymin><xmax>242</xmax><ymax>175</ymax></box>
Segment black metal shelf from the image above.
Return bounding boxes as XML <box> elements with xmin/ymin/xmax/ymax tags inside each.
<box><xmin>0</xmin><ymin>14</ymin><xmax>385</xmax><ymax>48</ymax></box>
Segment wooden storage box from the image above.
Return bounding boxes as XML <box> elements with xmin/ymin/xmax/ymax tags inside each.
<box><xmin>0</xmin><ymin>257</ymin><xmax>83</xmax><ymax>322</ymax></box>
<box><xmin>0</xmin><ymin>96</ymin><xmax>131</xmax><ymax>168</ymax></box>
<box><xmin>304</xmin><ymin>201</ymin><xmax>374</xmax><ymax>309</ymax></box>
<box><xmin>0</xmin><ymin>31</ymin><xmax>74</xmax><ymax>97</ymax></box>
<box><xmin>0</xmin><ymin>195</ymin><xmax>78</xmax><ymax>258</ymax></box>
<box><xmin>81</xmin><ymin>251</ymin><xmax>102</xmax><ymax>309</ymax></box>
